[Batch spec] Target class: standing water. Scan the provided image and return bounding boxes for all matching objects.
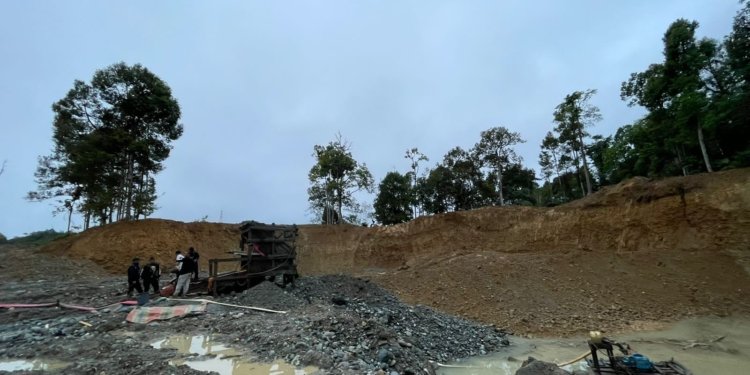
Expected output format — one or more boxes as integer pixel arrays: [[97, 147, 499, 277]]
[[151, 334, 317, 375], [437, 315, 750, 375]]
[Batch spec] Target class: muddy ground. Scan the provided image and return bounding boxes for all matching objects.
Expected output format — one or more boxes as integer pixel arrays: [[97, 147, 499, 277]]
[[0, 244, 508, 375]]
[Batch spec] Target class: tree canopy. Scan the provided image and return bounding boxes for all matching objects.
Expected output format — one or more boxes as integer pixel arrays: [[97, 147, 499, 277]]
[[473, 126, 525, 206], [373, 171, 413, 225], [308, 134, 374, 224], [28, 62, 182, 229]]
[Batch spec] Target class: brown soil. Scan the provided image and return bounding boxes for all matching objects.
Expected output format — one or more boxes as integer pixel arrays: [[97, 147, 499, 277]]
[[42, 168, 750, 336], [41, 219, 240, 274]]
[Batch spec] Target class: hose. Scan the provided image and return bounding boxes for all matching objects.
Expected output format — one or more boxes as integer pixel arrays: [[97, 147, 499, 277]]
[[556, 351, 592, 367]]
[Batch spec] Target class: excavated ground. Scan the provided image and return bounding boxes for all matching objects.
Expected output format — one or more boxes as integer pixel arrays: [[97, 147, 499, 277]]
[[31, 167, 750, 340], [0, 244, 506, 374], [0, 169, 750, 373]]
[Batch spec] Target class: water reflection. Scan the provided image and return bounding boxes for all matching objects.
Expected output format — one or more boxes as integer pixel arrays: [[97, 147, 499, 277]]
[[0, 359, 69, 372], [151, 334, 317, 375]]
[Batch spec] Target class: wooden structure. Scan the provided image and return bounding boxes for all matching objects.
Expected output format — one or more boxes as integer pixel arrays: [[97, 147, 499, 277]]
[[206, 221, 298, 295]]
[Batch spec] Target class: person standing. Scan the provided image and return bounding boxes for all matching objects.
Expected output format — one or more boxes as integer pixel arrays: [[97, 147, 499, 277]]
[[188, 247, 200, 281], [127, 258, 143, 297], [174, 252, 194, 297], [141, 257, 161, 294]]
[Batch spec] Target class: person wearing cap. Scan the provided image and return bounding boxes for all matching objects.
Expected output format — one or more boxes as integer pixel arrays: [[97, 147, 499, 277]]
[[127, 257, 143, 297], [174, 251, 194, 297]]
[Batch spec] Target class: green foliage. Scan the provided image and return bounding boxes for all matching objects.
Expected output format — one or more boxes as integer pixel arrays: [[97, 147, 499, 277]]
[[374, 171, 413, 225], [308, 134, 374, 224], [501, 164, 537, 205], [28, 62, 182, 227], [404, 148, 429, 217], [6, 230, 68, 246], [620, 19, 728, 175], [721, 1, 750, 168], [416, 127, 534, 214], [473, 126, 525, 206], [565, 3, 750, 188], [553, 89, 600, 196], [536, 90, 601, 205], [416, 165, 454, 214]]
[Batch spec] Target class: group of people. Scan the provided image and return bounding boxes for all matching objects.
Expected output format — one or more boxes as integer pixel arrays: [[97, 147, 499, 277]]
[[126, 247, 200, 298], [126, 257, 162, 297]]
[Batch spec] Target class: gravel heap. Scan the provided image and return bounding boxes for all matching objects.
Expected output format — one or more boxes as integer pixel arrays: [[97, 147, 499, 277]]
[[216, 275, 509, 374], [233, 281, 303, 311], [0, 267, 509, 375]]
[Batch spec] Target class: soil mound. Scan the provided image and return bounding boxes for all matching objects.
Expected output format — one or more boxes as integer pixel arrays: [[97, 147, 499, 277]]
[[42, 219, 239, 274]]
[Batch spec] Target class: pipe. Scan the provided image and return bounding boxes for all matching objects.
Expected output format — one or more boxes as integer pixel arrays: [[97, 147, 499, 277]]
[[557, 351, 592, 367], [167, 297, 286, 314]]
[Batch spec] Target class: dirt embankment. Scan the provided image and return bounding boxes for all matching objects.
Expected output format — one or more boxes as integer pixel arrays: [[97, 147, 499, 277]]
[[43, 219, 240, 274], [43, 168, 750, 335], [296, 168, 750, 335]]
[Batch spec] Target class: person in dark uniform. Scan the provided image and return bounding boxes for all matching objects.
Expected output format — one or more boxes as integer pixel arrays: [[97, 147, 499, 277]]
[[141, 257, 161, 293], [188, 247, 200, 281], [127, 258, 143, 297]]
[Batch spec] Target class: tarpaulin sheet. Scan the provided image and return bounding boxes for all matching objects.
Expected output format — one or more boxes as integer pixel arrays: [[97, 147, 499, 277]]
[[126, 303, 206, 323]]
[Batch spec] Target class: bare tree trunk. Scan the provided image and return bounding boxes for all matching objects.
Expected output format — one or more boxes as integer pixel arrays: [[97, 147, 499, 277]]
[[551, 150, 563, 193], [697, 125, 713, 173], [84, 212, 90, 230], [497, 164, 505, 206], [675, 147, 688, 176], [578, 133, 593, 195], [572, 151, 585, 197], [336, 183, 343, 224], [124, 154, 134, 220], [67, 206, 73, 233], [117, 163, 127, 221]]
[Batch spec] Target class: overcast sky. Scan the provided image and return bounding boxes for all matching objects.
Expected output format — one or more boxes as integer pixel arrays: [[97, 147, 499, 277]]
[[0, 1, 741, 238]]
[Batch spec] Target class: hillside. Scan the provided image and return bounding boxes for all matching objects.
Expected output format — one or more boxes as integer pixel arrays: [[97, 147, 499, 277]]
[[43, 168, 750, 335]]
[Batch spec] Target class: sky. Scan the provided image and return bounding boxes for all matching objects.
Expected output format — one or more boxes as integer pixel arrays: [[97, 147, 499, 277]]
[[0, 1, 742, 238]]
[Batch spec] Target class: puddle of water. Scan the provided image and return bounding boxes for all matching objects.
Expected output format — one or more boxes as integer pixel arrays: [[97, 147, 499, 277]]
[[0, 359, 69, 372], [438, 315, 750, 375], [151, 335, 317, 375]]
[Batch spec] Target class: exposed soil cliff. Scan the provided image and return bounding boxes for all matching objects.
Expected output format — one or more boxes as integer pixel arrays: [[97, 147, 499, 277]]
[[43, 168, 750, 335]]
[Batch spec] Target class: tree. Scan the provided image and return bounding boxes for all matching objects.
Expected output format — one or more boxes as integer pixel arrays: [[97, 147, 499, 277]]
[[502, 163, 537, 205], [553, 90, 600, 196], [442, 147, 490, 210], [727, 1, 750, 79], [28, 62, 182, 227], [473, 126, 525, 206], [404, 148, 428, 217], [586, 135, 612, 186], [308, 134, 374, 224], [374, 171, 413, 225], [539, 132, 564, 194], [622, 20, 720, 175], [0, 232, 6, 244], [722, 0, 750, 167], [416, 165, 453, 214]]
